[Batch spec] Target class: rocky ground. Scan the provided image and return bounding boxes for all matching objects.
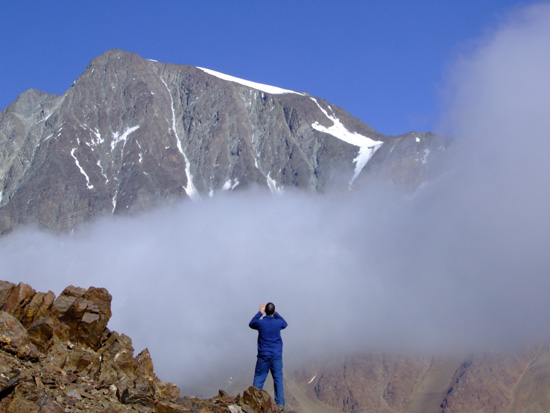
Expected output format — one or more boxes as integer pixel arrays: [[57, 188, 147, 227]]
[[0, 280, 284, 412]]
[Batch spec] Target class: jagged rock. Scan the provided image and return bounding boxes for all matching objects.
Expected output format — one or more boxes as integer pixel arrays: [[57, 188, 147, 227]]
[[63, 342, 101, 374], [49, 285, 112, 351], [120, 375, 156, 406], [156, 381, 182, 403], [0, 311, 40, 360], [0, 282, 15, 307], [241, 386, 277, 412], [135, 348, 156, 378], [181, 388, 269, 412], [0, 374, 20, 400], [0, 280, 279, 412], [27, 316, 54, 352], [98, 331, 139, 384], [0, 282, 35, 321], [154, 401, 192, 412], [20, 290, 55, 328]]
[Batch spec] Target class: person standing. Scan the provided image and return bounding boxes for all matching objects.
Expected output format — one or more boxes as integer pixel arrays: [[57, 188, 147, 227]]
[[249, 302, 288, 409]]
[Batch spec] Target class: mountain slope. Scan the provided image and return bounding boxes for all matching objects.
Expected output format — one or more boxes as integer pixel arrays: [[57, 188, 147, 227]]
[[0, 49, 449, 234], [289, 350, 550, 412]]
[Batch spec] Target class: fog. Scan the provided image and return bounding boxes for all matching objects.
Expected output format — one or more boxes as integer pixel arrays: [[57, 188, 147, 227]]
[[1, 3, 550, 394]]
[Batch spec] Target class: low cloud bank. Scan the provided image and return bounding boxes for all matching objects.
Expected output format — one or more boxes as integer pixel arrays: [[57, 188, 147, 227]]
[[1, 3, 550, 394]]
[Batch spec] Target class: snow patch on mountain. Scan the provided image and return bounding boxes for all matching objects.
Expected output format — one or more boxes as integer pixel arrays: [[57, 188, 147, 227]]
[[111, 126, 139, 151], [112, 192, 118, 213], [161, 78, 200, 201], [90, 127, 104, 146], [310, 98, 383, 186], [222, 179, 239, 191], [97, 160, 108, 183], [71, 148, 93, 189], [266, 173, 284, 194], [197, 67, 303, 96], [422, 148, 430, 165]]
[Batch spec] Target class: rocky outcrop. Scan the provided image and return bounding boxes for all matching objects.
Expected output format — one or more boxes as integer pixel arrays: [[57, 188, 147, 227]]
[[0, 281, 282, 412]]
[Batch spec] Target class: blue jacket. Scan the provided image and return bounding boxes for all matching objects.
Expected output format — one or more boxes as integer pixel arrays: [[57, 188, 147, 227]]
[[249, 312, 288, 357]]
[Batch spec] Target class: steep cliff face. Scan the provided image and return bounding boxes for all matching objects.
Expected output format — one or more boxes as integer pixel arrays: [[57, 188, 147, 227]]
[[0, 49, 450, 234]]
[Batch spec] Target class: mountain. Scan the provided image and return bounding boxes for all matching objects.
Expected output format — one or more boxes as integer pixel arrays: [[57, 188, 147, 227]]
[[291, 349, 550, 412], [0, 49, 450, 234]]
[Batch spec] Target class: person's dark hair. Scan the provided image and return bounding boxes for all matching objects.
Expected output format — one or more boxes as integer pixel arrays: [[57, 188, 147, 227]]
[[265, 302, 275, 316]]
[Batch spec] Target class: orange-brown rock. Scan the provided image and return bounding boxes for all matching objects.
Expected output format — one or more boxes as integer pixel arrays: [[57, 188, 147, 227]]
[[241, 385, 278, 411], [0, 311, 40, 360], [0, 282, 35, 321], [27, 316, 54, 352], [0, 282, 15, 306], [49, 285, 112, 350], [19, 290, 55, 328]]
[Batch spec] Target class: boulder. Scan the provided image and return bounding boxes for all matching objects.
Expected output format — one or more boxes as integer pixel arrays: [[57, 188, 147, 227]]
[[0, 282, 35, 320], [19, 290, 55, 328], [27, 316, 54, 352], [50, 285, 112, 350], [241, 386, 277, 412], [0, 311, 40, 360], [0, 281, 16, 306]]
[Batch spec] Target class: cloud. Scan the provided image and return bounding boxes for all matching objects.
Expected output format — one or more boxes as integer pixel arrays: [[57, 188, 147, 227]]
[[1, 2, 550, 396]]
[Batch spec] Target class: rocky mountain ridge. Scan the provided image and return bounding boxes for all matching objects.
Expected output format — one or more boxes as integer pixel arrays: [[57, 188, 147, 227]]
[[0, 49, 450, 234]]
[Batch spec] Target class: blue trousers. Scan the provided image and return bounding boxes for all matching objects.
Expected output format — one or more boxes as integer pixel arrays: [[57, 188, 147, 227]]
[[253, 354, 285, 406]]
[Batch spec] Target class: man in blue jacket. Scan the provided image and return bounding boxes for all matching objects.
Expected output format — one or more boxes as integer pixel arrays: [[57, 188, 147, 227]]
[[249, 302, 288, 409]]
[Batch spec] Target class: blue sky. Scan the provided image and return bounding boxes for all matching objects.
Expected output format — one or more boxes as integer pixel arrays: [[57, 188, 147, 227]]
[[0, 0, 539, 135]]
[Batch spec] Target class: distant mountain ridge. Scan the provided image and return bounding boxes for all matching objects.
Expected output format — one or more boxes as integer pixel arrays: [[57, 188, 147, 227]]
[[0, 49, 450, 234]]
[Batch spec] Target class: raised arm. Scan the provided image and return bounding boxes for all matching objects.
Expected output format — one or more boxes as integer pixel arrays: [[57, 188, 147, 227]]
[[274, 312, 288, 329], [249, 304, 265, 329]]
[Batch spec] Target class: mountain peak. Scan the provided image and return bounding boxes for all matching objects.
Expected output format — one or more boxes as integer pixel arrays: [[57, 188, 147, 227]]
[[0, 50, 450, 234], [92, 48, 139, 62]]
